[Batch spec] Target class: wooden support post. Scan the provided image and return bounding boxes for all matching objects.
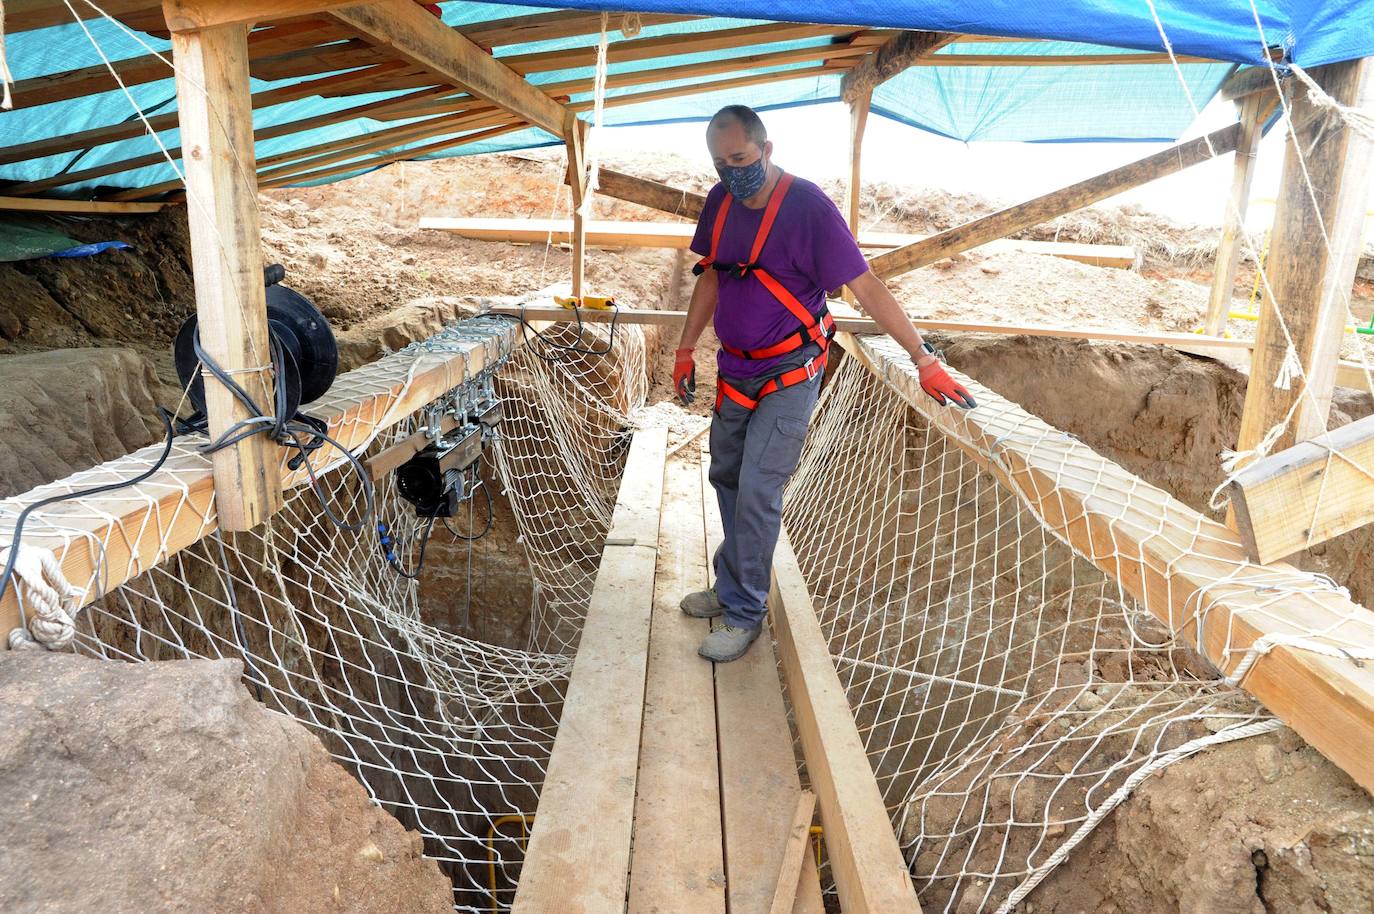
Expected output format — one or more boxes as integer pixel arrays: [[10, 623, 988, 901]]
[[839, 30, 955, 103], [770, 530, 923, 913], [868, 122, 1244, 280], [1204, 93, 1270, 336], [1229, 412, 1374, 563], [1236, 59, 1374, 461], [168, 17, 282, 531], [563, 111, 590, 300], [846, 89, 872, 238], [594, 167, 705, 220]]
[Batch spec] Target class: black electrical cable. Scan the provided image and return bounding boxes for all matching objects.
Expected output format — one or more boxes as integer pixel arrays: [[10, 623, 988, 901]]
[[442, 472, 495, 542], [513, 303, 621, 363], [0, 408, 176, 629], [383, 516, 437, 580]]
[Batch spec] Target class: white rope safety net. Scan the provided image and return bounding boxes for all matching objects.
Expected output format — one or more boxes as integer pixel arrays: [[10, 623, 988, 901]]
[[2, 312, 651, 912]]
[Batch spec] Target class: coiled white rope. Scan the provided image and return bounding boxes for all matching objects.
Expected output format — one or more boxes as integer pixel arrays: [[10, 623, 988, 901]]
[[3, 544, 82, 651], [1290, 62, 1374, 143]]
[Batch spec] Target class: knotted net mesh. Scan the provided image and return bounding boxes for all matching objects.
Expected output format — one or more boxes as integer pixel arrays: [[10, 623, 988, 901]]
[[8, 315, 1373, 913]]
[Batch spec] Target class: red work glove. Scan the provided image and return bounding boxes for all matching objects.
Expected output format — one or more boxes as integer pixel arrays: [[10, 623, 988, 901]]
[[674, 347, 697, 405], [917, 356, 977, 409]]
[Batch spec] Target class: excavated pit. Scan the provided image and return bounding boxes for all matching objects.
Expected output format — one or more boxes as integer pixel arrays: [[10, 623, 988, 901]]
[[3, 152, 1374, 912]]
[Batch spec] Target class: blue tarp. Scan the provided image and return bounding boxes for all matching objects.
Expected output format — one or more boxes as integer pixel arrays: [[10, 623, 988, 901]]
[[1, 1, 1369, 194]]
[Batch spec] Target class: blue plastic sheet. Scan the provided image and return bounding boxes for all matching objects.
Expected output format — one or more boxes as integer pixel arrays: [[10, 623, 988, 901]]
[[2, 1, 1367, 193]]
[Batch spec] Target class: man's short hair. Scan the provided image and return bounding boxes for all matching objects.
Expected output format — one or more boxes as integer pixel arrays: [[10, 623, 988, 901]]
[[709, 105, 768, 147]]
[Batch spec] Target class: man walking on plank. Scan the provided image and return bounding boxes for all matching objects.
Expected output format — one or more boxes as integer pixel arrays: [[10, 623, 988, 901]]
[[675, 104, 976, 663]]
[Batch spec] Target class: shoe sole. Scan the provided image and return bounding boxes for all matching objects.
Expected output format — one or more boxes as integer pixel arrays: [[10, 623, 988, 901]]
[[697, 628, 762, 663]]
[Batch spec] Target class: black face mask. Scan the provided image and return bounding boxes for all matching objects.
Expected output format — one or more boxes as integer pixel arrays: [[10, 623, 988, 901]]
[[716, 155, 769, 200]]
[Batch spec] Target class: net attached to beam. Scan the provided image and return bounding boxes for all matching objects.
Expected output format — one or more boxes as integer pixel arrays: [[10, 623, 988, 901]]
[[780, 340, 1373, 913], [17, 312, 651, 913]]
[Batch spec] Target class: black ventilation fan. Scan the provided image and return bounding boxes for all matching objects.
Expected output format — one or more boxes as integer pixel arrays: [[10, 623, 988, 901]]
[[174, 264, 338, 423]]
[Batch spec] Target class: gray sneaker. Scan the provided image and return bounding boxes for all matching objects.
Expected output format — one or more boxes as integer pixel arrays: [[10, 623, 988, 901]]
[[698, 623, 762, 663], [679, 589, 724, 619]]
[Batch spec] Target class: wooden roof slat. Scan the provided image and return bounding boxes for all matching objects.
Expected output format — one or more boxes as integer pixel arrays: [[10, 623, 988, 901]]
[[8, 84, 452, 196], [461, 10, 700, 49], [500, 21, 860, 75], [5, 0, 155, 33], [8, 19, 341, 109], [0, 61, 410, 167]]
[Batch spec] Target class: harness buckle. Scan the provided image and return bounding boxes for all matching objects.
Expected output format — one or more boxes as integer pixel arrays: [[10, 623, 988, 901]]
[[804, 356, 820, 381]]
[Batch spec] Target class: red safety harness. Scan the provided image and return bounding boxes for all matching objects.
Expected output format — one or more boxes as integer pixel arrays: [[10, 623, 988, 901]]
[[693, 172, 834, 412]]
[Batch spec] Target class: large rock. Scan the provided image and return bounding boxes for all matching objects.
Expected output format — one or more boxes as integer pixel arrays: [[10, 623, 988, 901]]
[[0, 653, 453, 914], [0, 348, 168, 497]]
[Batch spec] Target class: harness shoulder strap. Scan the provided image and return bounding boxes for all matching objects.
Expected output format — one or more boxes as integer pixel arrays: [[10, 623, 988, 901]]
[[696, 188, 732, 271], [747, 171, 794, 265]]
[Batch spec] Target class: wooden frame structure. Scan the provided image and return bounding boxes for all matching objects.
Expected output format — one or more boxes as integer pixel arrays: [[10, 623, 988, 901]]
[[6, 7, 1374, 906]]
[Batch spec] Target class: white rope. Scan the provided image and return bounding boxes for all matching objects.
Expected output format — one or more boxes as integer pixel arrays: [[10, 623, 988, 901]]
[[1290, 62, 1374, 143], [575, 11, 610, 220], [993, 718, 1284, 914], [0, 0, 14, 110], [3, 544, 82, 651]]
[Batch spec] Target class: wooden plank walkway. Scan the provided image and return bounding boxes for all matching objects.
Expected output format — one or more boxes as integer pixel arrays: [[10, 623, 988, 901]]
[[514, 435, 915, 913]]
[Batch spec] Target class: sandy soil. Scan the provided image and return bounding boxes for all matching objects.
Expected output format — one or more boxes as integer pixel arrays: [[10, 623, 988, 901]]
[[4, 149, 1374, 912]]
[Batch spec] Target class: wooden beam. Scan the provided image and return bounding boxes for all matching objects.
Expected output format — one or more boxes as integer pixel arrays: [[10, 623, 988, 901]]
[[1228, 413, 1374, 564], [5, 0, 153, 33], [424, 217, 1138, 268], [563, 111, 589, 299], [626, 455, 726, 914], [0, 318, 517, 645], [7, 19, 333, 109], [768, 791, 818, 914], [161, 0, 356, 31], [1222, 65, 1283, 101], [462, 10, 698, 49], [169, 18, 281, 532], [500, 21, 855, 76], [511, 429, 667, 913], [257, 120, 523, 190], [480, 302, 1252, 359], [846, 89, 872, 237], [0, 61, 409, 167], [770, 531, 922, 913], [0, 196, 165, 214], [1204, 93, 1271, 336], [838, 330, 1374, 796], [349, 39, 878, 118], [1236, 59, 1374, 458], [867, 122, 1244, 280], [840, 30, 954, 103], [914, 52, 1214, 67], [330, 0, 568, 136], [701, 447, 811, 914], [595, 167, 705, 220], [9, 84, 454, 196]]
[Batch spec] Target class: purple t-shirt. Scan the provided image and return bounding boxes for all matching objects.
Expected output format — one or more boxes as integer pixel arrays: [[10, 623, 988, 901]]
[[690, 175, 869, 379]]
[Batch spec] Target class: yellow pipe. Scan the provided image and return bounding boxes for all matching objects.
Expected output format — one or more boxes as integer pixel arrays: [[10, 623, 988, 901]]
[[487, 814, 533, 914]]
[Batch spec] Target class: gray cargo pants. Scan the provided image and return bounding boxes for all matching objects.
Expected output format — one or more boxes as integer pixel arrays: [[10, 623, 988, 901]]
[[708, 343, 823, 629]]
